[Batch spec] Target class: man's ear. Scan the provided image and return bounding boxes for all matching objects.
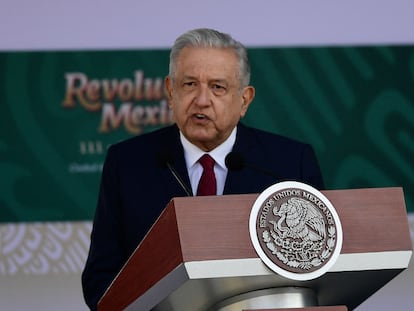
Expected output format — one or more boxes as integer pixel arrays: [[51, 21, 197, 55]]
[[165, 76, 174, 108], [240, 86, 255, 117]]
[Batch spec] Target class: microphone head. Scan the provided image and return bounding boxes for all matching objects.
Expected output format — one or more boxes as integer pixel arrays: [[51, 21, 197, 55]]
[[225, 152, 245, 171], [157, 149, 174, 168]]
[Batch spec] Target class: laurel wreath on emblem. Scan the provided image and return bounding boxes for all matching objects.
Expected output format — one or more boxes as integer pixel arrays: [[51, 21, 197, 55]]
[[262, 197, 337, 271]]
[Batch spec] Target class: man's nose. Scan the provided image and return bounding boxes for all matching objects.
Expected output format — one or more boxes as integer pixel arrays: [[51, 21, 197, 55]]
[[194, 85, 211, 106]]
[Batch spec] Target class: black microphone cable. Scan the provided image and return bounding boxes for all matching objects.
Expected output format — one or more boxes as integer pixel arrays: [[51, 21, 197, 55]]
[[157, 150, 192, 196]]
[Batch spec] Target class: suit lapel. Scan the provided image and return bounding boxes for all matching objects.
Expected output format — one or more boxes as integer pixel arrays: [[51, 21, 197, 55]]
[[160, 125, 193, 196], [224, 123, 257, 194]]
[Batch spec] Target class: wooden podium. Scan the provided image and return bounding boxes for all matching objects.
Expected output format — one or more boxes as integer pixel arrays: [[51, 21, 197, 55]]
[[98, 187, 412, 311]]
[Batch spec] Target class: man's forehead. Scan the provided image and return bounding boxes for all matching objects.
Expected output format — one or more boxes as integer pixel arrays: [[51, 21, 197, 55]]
[[176, 51, 238, 76]]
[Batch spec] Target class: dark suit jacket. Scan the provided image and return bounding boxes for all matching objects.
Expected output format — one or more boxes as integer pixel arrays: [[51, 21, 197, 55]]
[[81, 123, 324, 310]]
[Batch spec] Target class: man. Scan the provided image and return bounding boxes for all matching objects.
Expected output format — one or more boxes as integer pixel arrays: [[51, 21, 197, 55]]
[[82, 28, 324, 310]]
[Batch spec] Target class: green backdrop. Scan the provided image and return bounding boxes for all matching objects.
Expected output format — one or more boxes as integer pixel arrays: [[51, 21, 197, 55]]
[[0, 45, 412, 222]]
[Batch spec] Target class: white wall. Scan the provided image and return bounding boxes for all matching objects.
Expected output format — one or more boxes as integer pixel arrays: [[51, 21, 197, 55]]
[[1, 0, 414, 51]]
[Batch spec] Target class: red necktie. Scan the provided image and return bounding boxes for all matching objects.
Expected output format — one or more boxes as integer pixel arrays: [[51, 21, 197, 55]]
[[196, 154, 217, 196]]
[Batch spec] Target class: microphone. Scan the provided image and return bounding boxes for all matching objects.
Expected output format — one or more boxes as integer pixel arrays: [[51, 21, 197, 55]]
[[225, 152, 245, 171], [157, 150, 192, 196], [225, 151, 282, 181]]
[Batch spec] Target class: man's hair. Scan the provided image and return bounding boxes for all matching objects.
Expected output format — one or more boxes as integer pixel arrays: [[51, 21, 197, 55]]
[[169, 28, 251, 87]]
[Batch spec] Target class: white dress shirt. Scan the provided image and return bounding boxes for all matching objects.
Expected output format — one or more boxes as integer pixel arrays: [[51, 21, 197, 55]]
[[180, 127, 237, 196]]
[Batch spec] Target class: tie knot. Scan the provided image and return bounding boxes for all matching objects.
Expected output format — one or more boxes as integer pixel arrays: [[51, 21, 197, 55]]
[[199, 154, 215, 170]]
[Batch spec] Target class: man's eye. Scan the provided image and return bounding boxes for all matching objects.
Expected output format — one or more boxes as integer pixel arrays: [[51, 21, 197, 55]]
[[183, 82, 196, 88], [212, 84, 226, 94]]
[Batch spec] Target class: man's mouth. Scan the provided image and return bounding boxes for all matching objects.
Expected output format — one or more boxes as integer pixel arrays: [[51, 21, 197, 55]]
[[194, 113, 208, 120]]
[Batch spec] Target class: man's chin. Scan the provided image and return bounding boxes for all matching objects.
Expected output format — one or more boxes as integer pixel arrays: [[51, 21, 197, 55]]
[[185, 132, 219, 150]]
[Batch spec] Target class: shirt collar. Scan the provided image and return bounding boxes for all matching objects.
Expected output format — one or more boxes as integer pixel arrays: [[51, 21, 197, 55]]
[[180, 127, 237, 170]]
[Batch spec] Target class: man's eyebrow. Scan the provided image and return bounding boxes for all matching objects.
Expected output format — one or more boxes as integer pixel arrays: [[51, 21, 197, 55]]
[[181, 75, 197, 80], [209, 78, 229, 84], [179, 76, 230, 85]]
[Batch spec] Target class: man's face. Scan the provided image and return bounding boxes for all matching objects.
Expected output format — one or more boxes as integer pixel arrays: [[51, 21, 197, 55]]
[[166, 47, 255, 151]]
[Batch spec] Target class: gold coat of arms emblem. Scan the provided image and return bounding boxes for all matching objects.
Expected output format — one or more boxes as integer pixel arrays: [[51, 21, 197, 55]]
[[249, 181, 343, 281]]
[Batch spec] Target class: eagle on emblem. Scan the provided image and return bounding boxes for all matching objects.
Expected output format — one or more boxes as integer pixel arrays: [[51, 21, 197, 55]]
[[269, 197, 326, 242]]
